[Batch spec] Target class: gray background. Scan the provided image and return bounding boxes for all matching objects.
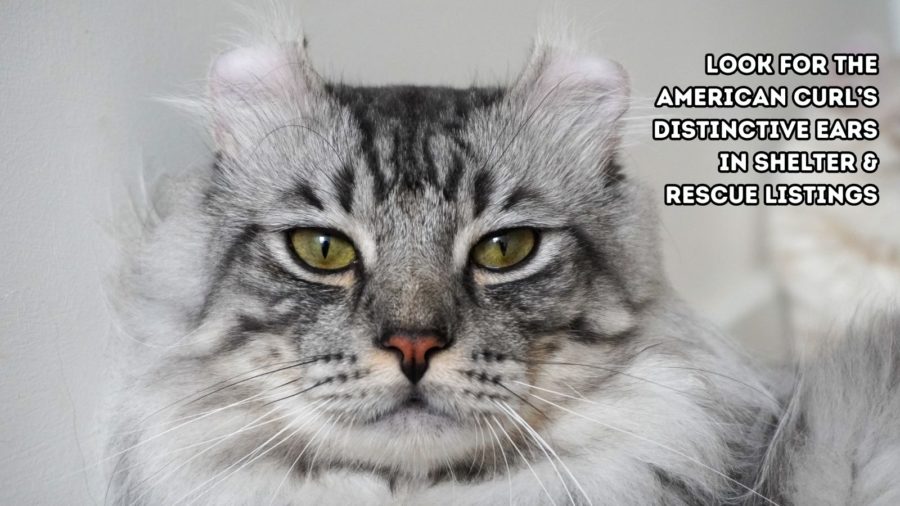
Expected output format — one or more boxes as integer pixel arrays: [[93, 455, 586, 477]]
[[1, 1, 894, 503]]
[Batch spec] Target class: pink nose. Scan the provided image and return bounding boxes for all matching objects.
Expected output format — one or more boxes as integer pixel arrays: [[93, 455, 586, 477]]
[[381, 333, 447, 384]]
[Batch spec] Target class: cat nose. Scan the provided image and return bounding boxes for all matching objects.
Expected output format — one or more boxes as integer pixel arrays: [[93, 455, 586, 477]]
[[380, 331, 448, 384]]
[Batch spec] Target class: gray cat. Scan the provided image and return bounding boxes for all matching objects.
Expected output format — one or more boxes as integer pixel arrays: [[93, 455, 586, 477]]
[[107, 25, 900, 505]]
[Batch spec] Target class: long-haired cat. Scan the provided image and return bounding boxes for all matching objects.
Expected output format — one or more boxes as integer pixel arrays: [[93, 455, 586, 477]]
[[107, 22, 900, 505]]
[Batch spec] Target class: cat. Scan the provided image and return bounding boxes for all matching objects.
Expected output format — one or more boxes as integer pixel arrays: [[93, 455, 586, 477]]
[[106, 22, 900, 505]]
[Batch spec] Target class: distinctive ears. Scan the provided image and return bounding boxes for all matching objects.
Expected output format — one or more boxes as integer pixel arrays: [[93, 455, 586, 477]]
[[207, 41, 319, 157], [519, 48, 628, 115], [509, 39, 630, 168]]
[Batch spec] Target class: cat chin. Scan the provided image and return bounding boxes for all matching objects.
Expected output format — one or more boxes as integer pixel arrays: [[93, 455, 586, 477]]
[[319, 409, 479, 472], [346, 402, 471, 447], [362, 398, 456, 429]]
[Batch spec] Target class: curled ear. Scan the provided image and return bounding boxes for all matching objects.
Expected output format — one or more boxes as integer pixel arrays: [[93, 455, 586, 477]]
[[512, 39, 661, 304], [521, 49, 629, 117], [207, 40, 320, 157], [509, 38, 630, 171]]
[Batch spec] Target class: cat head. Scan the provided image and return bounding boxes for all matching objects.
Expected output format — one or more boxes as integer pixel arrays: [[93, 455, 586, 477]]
[[119, 28, 665, 477]]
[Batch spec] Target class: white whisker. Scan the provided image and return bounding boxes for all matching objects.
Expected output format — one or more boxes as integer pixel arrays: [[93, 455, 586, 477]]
[[122, 403, 293, 498], [71, 385, 285, 484], [489, 415, 557, 506], [498, 401, 592, 506], [134, 397, 332, 501], [268, 410, 340, 505], [497, 403, 575, 505], [484, 415, 513, 506], [176, 399, 333, 505], [518, 386, 779, 506]]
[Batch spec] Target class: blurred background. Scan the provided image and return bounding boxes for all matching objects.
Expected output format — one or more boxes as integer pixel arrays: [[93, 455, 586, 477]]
[[1, 1, 898, 503]]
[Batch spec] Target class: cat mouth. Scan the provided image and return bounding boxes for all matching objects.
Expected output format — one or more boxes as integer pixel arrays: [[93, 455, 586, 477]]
[[402, 391, 428, 408], [364, 391, 454, 426]]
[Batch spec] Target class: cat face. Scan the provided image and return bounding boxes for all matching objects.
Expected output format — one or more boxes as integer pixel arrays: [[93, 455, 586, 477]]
[[127, 39, 664, 477]]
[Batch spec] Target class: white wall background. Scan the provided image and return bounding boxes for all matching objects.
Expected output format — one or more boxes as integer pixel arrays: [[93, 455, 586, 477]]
[[0, 1, 892, 503]]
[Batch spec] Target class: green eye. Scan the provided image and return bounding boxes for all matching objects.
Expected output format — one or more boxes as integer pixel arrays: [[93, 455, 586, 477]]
[[289, 229, 357, 272], [471, 228, 537, 271]]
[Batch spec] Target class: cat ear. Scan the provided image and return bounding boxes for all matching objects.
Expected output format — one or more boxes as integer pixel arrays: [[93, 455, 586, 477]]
[[207, 41, 317, 157], [523, 49, 628, 115], [510, 40, 630, 166]]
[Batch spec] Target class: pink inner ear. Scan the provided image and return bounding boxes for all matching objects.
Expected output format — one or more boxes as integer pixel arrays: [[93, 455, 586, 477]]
[[209, 46, 297, 97], [540, 54, 628, 96], [208, 45, 304, 154]]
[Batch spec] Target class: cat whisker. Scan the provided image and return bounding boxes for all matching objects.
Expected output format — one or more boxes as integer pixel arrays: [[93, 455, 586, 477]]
[[500, 375, 746, 429], [267, 423, 306, 505], [176, 355, 333, 408], [515, 382, 780, 506], [178, 400, 335, 505], [526, 359, 780, 406], [489, 414, 557, 506], [491, 378, 551, 421], [96, 386, 279, 483], [437, 429, 458, 493], [127, 354, 336, 431], [476, 415, 489, 477], [262, 376, 337, 406], [269, 409, 341, 505], [114, 403, 292, 486], [495, 401, 580, 506], [305, 412, 343, 481], [558, 380, 588, 400], [483, 415, 513, 506], [99, 373, 322, 502], [468, 414, 485, 476], [127, 402, 300, 504], [497, 400, 591, 506], [106, 372, 310, 459], [113, 374, 298, 441]]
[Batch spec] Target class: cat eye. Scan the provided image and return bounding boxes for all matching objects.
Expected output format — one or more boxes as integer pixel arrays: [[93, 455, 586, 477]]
[[289, 228, 357, 272], [470, 228, 537, 271]]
